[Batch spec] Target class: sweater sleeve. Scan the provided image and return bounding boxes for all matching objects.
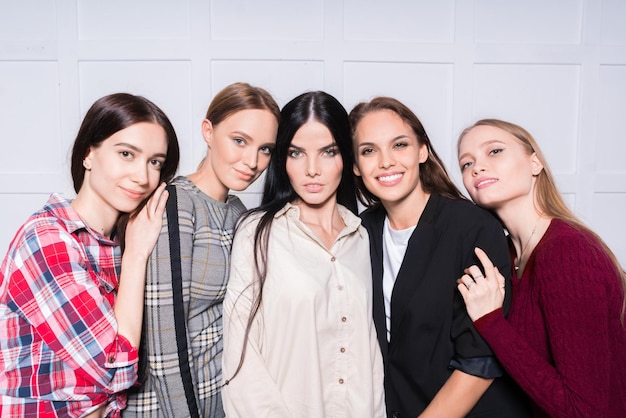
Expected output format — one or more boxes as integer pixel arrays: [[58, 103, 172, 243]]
[[474, 231, 614, 417], [221, 218, 292, 418]]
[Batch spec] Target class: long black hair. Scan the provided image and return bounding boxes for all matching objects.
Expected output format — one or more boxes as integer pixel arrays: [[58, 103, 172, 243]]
[[226, 91, 356, 382]]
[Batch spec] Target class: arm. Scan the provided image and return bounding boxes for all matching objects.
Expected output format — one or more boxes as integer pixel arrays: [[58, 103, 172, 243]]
[[465, 237, 615, 417], [114, 183, 169, 347], [419, 370, 493, 418], [425, 211, 507, 415], [221, 219, 291, 418], [7, 186, 167, 395]]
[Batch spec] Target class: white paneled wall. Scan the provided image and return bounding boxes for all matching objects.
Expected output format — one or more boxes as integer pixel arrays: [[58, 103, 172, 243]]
[[0, 0, 624, 264]]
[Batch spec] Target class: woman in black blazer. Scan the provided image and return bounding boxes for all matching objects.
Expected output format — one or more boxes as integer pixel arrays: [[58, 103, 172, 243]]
[[349, 97, 531, 418]]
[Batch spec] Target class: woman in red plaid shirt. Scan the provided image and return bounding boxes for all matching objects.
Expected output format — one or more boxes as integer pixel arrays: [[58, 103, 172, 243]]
[[0, 93, 179, 417]]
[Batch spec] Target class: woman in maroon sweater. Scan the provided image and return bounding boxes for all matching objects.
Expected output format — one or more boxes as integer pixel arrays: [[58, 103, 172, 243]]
[[455, 119, 626, 417]]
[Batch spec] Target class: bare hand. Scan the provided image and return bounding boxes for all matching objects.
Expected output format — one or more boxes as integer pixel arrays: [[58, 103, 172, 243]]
[[456, 247, 505, 321], [124, 183, 169, 259]]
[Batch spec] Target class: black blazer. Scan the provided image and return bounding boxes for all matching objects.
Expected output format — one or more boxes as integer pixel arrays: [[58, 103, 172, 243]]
[[361, 194, 531, 418]]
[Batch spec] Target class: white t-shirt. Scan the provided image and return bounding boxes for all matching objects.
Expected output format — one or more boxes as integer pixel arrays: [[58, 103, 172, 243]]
[[382, 216, 416, 342]]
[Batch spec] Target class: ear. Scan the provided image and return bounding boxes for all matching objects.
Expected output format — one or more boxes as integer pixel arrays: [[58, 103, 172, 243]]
[[83, 148, 94, 170], [201, 119, 214, 147], [530, 152, 544, 176], [418, 142, 429, 164], [353, 162, 361, 177]]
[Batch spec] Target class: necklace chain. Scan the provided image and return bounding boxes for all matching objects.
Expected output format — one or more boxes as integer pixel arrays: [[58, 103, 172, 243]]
[[514, 216, 542, 271]]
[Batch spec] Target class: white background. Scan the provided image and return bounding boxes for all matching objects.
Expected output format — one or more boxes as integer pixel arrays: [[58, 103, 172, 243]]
[[0, 0, 625, 264]]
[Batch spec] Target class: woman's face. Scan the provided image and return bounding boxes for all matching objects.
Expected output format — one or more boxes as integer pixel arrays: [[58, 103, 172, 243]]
[[286, 120, 343, 210], [458, 124, 542, 210], [353, 109, 428, 207], [203, 108, 278, 199], [81, 121, 168, 215]]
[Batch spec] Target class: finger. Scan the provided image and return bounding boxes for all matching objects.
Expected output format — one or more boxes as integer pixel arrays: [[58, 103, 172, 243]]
[[147, 183, 168, 215], [474, 247, 496, 278], [456, 280, 470, 298], [457, 274, 475, 290], [464, 265, 486, 282], [154, 189, 169, 215], [495, 266, 505, 289]]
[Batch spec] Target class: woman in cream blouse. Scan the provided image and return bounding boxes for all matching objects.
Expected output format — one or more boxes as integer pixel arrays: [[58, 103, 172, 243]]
[[222, 91, 385, 417]]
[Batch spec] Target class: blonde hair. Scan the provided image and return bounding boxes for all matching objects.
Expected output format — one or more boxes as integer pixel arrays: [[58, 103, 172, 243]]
[[459, 119, 626, 322]]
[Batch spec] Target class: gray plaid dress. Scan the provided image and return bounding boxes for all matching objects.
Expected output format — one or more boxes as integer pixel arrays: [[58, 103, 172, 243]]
[[123, 176, 245, 417]]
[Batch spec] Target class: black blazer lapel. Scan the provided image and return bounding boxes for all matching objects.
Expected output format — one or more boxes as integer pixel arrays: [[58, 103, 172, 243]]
[[363, 206, 389, 361], [389, 194, 442, 342]]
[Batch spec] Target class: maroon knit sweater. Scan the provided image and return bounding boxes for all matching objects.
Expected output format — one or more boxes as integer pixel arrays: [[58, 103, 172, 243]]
[[474, 219, 626, 417]]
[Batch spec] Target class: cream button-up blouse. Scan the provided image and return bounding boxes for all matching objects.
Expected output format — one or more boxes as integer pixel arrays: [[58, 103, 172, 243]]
[[222, 203, 385, 418]]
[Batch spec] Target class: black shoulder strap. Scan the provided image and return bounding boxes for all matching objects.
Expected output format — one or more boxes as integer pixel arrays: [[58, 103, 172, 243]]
[[166, 184, 200, 418]]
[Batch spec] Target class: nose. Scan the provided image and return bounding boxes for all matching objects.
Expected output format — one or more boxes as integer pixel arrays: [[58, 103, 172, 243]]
[[471, 159, 485, 176], [132, 162, 149, 186], [306, 156, 320, 177], [243, 148, 258, 170], [378, 149, 395, 169]]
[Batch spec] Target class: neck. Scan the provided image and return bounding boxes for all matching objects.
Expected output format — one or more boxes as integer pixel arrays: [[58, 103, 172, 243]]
[[71, 192, 118, 238], [188, 164, 228, 202], [383, 190, 430, 230], [295, 198, 345, 249]]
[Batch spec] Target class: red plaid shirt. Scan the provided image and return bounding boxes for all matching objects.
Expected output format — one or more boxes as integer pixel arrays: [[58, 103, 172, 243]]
[[0, 194, 139, 417]]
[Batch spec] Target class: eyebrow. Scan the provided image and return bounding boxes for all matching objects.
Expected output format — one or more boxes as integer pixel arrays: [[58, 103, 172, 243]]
[[458, 139, 504, 161], [114, 142, 167, 159], [289, 142, 337, 152], [357, 135, 410, 148]]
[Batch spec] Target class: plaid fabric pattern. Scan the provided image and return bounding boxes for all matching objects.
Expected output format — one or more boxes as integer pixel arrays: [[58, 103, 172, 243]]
[[0, 193, 138, 417], [124, 176, 245, 417]]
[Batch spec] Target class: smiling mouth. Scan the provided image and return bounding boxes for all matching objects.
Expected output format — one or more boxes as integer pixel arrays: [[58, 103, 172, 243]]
[[475, 178, 498, 189], [235, 169, 255, 181], [377, 173, 402, 183], [121, 187, 145, 199]]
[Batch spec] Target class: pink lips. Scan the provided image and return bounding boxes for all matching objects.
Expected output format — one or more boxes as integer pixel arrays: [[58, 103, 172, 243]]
[[120, 187, 145, 200], [235, 168, 255, 182], [376, 172, 403, 186], [304, 183, 323, 193], [474, 177, 498, 189]]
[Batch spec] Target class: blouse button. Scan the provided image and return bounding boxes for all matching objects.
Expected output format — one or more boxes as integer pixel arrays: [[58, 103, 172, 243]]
[[337, 285, 343, 290], [341, 317, 347, 322], [338, 378, 344, 384], [340, 347, 346, 353], [108, 356, 115, 363], [330, 256, 336, 262]]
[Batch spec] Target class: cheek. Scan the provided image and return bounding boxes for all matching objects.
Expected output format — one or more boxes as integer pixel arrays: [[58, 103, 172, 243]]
[[257, 154, 272, 171]]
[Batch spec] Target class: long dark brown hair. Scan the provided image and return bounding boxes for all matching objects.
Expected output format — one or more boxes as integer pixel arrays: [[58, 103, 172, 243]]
[[349, 96, 465, 207], [70, 93, 180, 246]]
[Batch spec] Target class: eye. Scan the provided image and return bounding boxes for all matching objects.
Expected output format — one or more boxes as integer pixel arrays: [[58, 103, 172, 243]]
[[489, 148, 503, 156], [150, 159, 164, 169], [323, 147, 339, 157], [288, 149, 302, 158], [233, 137, 245, 146], [460, 161, 473, 171], [360, 147, 374, 156], [393, 141, 408, 149], [260, 146, 273, 155], [120, 150, 133, 159]]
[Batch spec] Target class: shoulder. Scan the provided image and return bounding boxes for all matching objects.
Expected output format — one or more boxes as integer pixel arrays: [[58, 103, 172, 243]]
[[431, 195, 502, 232], [359, 204, 385, 229], [535, 219, 614, 273]]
